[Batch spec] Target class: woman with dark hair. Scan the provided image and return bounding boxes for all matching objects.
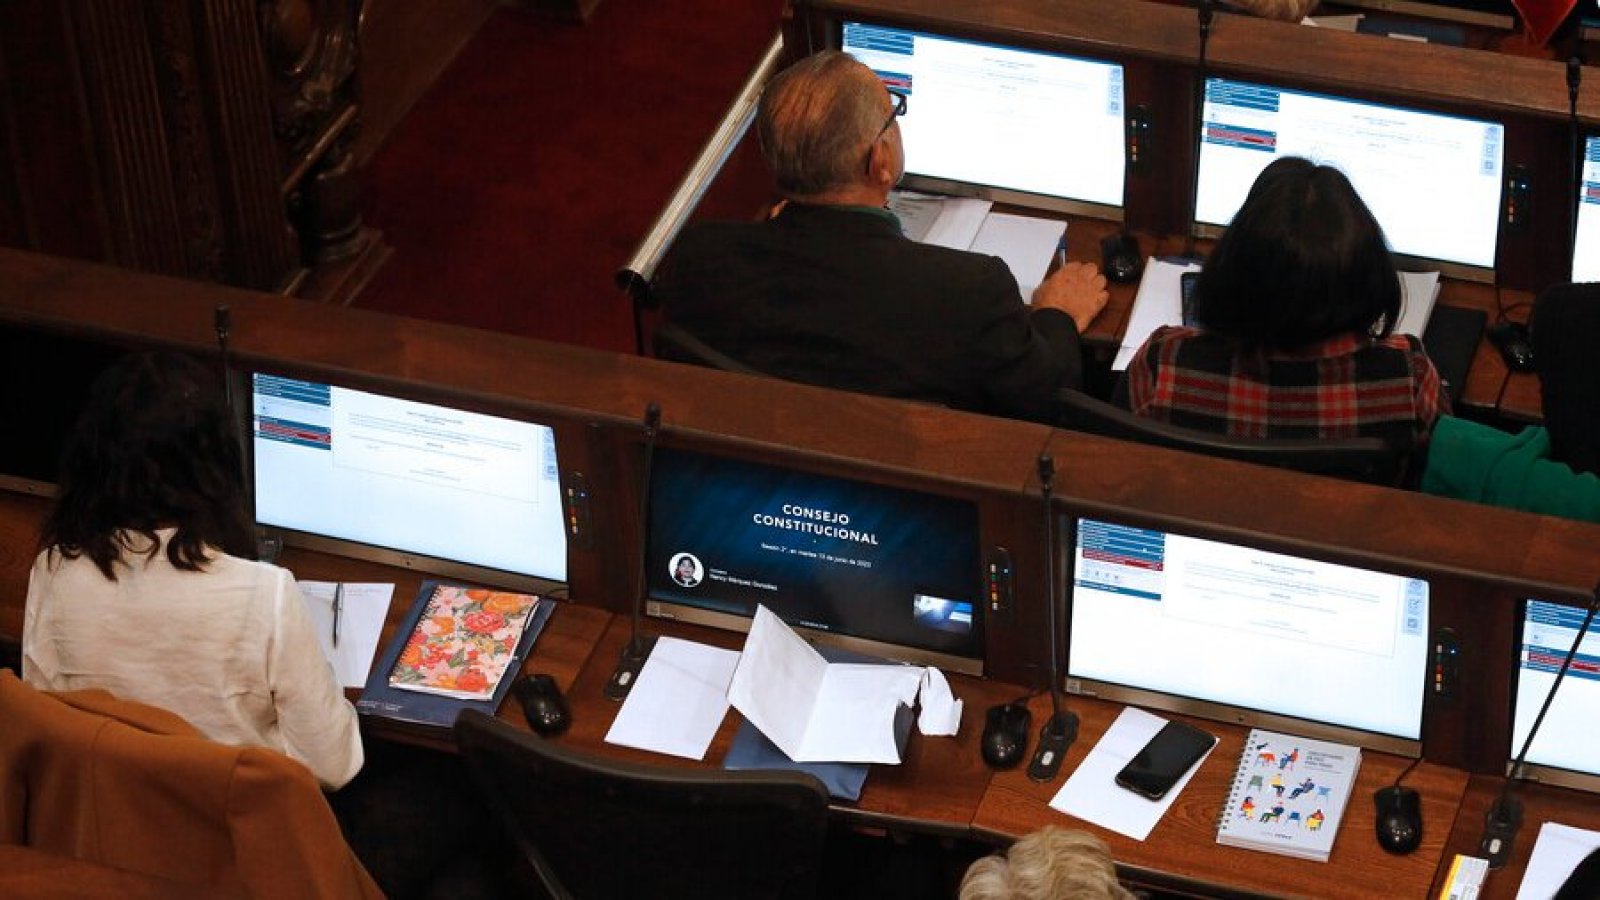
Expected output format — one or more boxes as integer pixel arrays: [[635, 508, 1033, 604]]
[[1126, 156, 1448, 443], [1421, 283, 1600, 521], [22, 351, 362, 789]]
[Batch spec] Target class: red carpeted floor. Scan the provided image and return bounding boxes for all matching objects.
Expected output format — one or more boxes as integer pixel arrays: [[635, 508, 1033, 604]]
[[355, 0, 785, 354]]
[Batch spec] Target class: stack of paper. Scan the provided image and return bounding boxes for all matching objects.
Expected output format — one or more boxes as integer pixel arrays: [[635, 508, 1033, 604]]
[[889, 191, 1065, 299]]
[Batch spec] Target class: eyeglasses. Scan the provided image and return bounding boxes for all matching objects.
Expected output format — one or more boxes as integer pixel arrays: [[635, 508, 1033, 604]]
[[863, 89, 908, 175]]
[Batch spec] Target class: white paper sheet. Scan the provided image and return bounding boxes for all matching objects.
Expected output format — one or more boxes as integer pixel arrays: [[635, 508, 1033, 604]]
[[917, 666, 963, 736], [1396, 271, 1441, 338], [604, 637, 740, 760], [1114, 258, 1200, 371], [1516, 822, 1600, 900], [727, 606, 923, 764], [887, 191, 991, 249], [1049, 706, 1215, 841], [970, 213, 1067, 301], [298, 582, 394, 688]]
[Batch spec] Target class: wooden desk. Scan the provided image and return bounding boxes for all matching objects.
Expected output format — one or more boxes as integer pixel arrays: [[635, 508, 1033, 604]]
[[973, 694, 1470, 898], [1436, 774, 1600, 899]]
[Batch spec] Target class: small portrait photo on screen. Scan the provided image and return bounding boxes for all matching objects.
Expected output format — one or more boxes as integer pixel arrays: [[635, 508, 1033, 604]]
[[914, 593, 974, 635], [670, 552, 703, 588]]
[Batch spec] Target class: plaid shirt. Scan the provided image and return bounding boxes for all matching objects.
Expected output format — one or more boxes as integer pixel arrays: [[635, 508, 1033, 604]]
[[1126, 326, 1449, 442]]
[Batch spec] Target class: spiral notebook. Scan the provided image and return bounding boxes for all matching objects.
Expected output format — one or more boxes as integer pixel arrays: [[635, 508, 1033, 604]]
[[1216, 729, 1362, 862]]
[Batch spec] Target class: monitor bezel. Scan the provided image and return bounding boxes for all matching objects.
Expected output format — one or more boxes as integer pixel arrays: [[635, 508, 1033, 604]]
[[1194, 75, 1504, 282], [1506, 597, 1600, 794], [1063, 514, 1429, 757], [837, 19, 1128, 222], [246, 368, 573, 595], [642, 444, 988, 676]]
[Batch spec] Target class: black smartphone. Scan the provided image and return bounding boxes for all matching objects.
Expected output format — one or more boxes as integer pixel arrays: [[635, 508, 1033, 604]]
[[1179, 272, 1200, 328], [1115, 720, 1217, 800]]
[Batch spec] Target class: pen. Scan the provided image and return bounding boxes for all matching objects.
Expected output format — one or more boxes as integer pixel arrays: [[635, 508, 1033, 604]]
[[332, 583, 343, 649], [1055, 235, 1069, 269]]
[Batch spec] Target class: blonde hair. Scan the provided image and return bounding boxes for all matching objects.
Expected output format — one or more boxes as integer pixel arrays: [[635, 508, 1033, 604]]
[[960, 828, 1136, 900]]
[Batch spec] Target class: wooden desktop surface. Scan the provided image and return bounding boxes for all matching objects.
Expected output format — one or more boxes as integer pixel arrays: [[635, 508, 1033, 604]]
[[973, 693, 1469, 899], [1436, 774, 1600, 899]]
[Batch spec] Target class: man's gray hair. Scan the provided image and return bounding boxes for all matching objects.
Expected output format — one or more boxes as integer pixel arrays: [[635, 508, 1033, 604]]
[[756, 51, 885, 197]]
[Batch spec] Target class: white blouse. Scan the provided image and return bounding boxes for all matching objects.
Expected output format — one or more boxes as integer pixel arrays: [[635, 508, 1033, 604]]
[[23, 532, 363, 789]]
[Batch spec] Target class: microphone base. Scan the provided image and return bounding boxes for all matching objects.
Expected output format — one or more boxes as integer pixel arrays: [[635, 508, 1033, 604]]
[[603, 633, 659, 701], [1026, 710, 1080, 783], [1478, 795, 1524, 869]]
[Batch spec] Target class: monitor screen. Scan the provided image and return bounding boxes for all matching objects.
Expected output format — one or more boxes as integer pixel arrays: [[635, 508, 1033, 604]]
[[1512, 600, 1600, 786], [1067, 518, 1431, 749], [1571, 137, 1600, 282], [841, 22, 1126, 211], [645, 447, 984, 672], [252, 374, 568, 584], [1196, 78, 1504, 270]]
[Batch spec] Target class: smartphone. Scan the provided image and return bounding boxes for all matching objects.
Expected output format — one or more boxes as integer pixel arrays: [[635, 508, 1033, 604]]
[[1115, 720, 1217, 800], [1179, 272, 1200, 328]]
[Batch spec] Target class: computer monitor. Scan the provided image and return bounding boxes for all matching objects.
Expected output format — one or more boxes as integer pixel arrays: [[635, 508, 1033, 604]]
[[1067, 518, 1432, 754], [644, 446, 985, 673], [841, 21, 1126, 217], [1570, 136, 1600, 282], [1510, 599, 1600, 791], [1196, 77, 1505, 275], [251, 374, 568, 589]]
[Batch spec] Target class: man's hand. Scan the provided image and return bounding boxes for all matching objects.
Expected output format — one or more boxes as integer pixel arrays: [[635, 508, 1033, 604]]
[[1032, 261, 1108, 334]]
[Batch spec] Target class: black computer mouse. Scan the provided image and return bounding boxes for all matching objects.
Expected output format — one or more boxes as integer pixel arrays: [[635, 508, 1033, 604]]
[[980, 702, 1032, 770], [1374, 785, 1423, 855], [1100, 232, 1144, 284], [1487, 320, 1536, 372], [515, 673, 571, 736]]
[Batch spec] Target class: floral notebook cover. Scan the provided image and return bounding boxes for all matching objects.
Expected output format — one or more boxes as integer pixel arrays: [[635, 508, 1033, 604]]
[[388, 585, 541, 701]]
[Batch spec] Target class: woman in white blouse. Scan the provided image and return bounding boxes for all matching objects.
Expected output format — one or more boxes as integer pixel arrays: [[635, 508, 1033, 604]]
[[23, 351, 362, 789]]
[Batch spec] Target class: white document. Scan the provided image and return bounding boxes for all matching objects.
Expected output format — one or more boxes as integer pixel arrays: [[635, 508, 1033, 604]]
[[604, 637, 740, 761], [917, 666, 963, 736], [970, 213, 1067, 301], [1395, 271, 1441, 338], [298, 581, 394, 688], [1515, 822, 1600, 900], [1114, 258, 1200, 371], [728, 606, 924, 764], [887, 191, 991, 249], [1050, 706, 1215, 841]]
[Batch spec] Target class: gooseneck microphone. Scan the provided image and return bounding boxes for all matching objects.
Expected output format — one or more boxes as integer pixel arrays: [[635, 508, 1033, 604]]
[[605, 402, 664, 701], [214, 305, 233, 413], [1026, 453, 1078, 782], [1568, 56, 1583, 266], [1183, 0, 1217, 261], [1478, 583, 1599, 868]]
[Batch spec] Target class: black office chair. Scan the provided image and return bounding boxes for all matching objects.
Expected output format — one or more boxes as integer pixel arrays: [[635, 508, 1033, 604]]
[[1056, 389, 1413, 486], [453, 710, 831, 900], [651, 320, 765, 375]]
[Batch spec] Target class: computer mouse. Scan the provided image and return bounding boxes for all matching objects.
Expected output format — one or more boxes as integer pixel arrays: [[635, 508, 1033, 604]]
[[980, 702, 1032, 770], [515, 673, 571, 736], [1487, 320, 1536, 372], [1100, 232, 1143, 284], [1374, 785, 1423, 855]]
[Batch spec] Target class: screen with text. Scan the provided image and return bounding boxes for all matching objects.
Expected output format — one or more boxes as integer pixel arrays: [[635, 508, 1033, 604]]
[[1069, 519, 1430, 739], [252, 375, 567, 582], [647, 447, 982, 661], [1196, 78, 1504, 269], [1514, 600, 1600, 777], [842, 22, 1126, 208], [1571, 137, 1600, 282]]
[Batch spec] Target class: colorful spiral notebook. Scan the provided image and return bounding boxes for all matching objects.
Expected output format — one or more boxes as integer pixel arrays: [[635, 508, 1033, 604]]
[[358, 580, 553, 729], [1215, 728, 1362, 862]]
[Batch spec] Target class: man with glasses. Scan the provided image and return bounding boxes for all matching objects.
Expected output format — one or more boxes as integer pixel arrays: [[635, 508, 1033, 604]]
[[653, 51, 1108, 424]]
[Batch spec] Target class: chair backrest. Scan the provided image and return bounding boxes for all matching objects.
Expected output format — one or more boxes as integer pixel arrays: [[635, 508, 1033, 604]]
[[1057, 389, 1412, 486], [652, 320, 765, 376], [453, 709, 830, 900]]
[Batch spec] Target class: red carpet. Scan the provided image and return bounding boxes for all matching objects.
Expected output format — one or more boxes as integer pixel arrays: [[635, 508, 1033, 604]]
[[357, 0, 785, 353]]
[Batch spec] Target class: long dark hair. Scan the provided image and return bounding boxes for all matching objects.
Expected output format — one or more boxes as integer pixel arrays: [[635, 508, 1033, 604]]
[[1533, 282, 1600, 477], [40, 350, 254, 578], [1195, 156, 1401, 350]]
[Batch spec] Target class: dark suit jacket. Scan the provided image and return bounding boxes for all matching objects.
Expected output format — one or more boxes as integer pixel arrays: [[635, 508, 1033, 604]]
[[652, 203, 1084, 423]]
